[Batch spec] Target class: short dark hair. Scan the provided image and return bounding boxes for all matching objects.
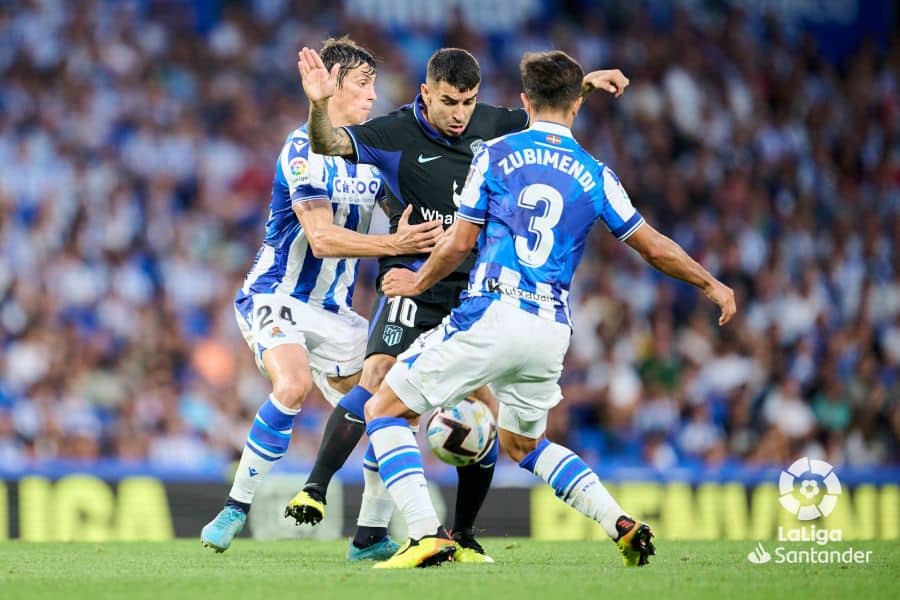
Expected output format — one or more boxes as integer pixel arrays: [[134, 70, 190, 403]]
[[520, 51, 584, 111], [426, 48, 480, 91], [320, 36, 377, 87]]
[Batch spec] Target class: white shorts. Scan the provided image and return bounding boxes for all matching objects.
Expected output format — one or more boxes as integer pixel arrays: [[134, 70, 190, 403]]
[[385, 298, 571, 438], [235, 293, 368, 405]]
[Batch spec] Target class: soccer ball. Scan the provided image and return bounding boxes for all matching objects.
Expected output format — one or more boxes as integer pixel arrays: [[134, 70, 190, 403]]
[[426, 398, 497, 467]]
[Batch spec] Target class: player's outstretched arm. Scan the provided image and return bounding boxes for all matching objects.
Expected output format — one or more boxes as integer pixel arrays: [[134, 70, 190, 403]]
[[625, 223, 736, 325], [581, 69, 630, 98], [297, 48, 355, 157], [295, 202, 442, 258], [381, 219, 481, 297]]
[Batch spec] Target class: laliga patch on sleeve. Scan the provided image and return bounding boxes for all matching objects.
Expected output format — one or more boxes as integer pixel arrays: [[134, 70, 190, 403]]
[[288, 157, 310, 184]]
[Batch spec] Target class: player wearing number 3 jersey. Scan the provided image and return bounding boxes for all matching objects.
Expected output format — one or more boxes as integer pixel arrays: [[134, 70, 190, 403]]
[[365, 50, 736, 569], [286, 44, 632, 562]]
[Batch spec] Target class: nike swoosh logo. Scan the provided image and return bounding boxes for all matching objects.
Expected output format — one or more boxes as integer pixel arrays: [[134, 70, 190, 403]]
[[417, 154, 441, 164], [344, 413, 365, 424]]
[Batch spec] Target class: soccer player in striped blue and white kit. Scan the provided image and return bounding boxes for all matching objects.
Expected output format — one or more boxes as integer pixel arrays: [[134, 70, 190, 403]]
[[200, 37, 442, 556], [366, 50, 737, 568]]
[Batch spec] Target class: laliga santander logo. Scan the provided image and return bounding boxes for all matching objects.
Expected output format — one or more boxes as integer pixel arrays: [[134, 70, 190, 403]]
[[746, 457, 872, 565], [778, 457, 842, 521]]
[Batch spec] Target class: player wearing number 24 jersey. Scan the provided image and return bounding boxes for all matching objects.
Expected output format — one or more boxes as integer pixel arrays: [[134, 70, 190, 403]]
[[200, 37, 442, 558]]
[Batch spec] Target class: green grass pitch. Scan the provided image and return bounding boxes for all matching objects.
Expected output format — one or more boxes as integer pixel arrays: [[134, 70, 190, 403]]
[[1, 539, 897, 599]]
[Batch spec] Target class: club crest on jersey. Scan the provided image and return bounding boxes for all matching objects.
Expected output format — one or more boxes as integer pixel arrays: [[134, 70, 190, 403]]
[[470, 138, 484, 154], [383, 324, 403, 347], [546, 134, 562, 145], [270, 326, 286, 339]]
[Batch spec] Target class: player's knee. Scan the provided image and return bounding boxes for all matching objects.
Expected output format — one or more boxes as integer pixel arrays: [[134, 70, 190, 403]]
[[359, 354, 396, 390], [271, 375, 312, 410], [363, 393, 386, 421]]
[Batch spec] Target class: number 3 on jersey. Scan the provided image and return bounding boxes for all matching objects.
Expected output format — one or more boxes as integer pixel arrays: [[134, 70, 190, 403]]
[[514, 183, 564, 268]]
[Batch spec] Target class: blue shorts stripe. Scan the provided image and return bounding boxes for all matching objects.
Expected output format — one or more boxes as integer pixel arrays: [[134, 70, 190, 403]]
[[368, 295, 387, 334]]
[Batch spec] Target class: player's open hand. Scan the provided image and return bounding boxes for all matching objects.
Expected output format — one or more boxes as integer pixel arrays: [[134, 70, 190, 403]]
[[705, 280, 737, 326], [394, 204, 444, 254], [381, 268, 419, 298], [298, 47, 338, 103], [582, 69, 630, 98]]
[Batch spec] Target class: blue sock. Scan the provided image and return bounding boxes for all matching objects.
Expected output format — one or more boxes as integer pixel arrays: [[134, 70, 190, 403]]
[[338, 385, 372, 420], [479, 436, 499, 468], [367, 416, 440, 539], [228, 395, 299, 504], [519, 438, 625, 539]]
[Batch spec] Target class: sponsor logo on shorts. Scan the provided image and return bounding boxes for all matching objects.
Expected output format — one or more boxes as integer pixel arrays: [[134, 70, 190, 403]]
[[382, 324, 404, 347], [270, 326, 286, 339]]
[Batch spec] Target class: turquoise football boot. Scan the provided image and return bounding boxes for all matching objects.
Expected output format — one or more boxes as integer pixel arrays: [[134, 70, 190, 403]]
[[200, 507, 247, 553], [347, 536, 402, 561]]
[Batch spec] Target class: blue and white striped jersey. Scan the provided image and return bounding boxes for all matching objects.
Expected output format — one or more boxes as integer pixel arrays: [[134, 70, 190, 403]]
[[235, 125, 383, 315], [455, 121, 644, 328]]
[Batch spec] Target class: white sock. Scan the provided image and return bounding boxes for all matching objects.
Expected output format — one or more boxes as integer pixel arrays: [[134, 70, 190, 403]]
[[368, 418, 440, 539], [520, 439, 626, 539], [229, 395, 300, 504], [357, 444, 395, 527]]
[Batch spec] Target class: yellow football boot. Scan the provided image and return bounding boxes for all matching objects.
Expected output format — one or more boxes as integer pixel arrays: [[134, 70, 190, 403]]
[[373, 532, 457, 569], [614, 516, 656, 567], [284, 487, 326, 525]]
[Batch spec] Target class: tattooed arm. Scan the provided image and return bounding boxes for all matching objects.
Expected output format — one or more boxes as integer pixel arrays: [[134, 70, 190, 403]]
[[298, 47, 355, 158], [307, 99, 355, 157]]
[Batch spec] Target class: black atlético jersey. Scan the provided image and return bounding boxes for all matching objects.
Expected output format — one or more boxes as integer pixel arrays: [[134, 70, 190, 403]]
[[343, 95, 528, 275]]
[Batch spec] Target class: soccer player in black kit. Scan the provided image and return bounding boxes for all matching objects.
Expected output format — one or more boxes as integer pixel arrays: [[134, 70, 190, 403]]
[[286, 45, 629, 562]]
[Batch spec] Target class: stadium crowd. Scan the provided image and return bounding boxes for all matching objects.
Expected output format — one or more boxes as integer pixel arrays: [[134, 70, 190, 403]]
[[0, 0, 897, 472]]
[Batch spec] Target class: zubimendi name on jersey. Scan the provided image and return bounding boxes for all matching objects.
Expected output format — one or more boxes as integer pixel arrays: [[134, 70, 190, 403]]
[[497, 147, 597, 192]]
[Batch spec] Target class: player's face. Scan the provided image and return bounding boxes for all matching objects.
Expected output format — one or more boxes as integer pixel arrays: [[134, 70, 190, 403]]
[[421, 80, 480, 137], [332, 65, 377, 125]]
